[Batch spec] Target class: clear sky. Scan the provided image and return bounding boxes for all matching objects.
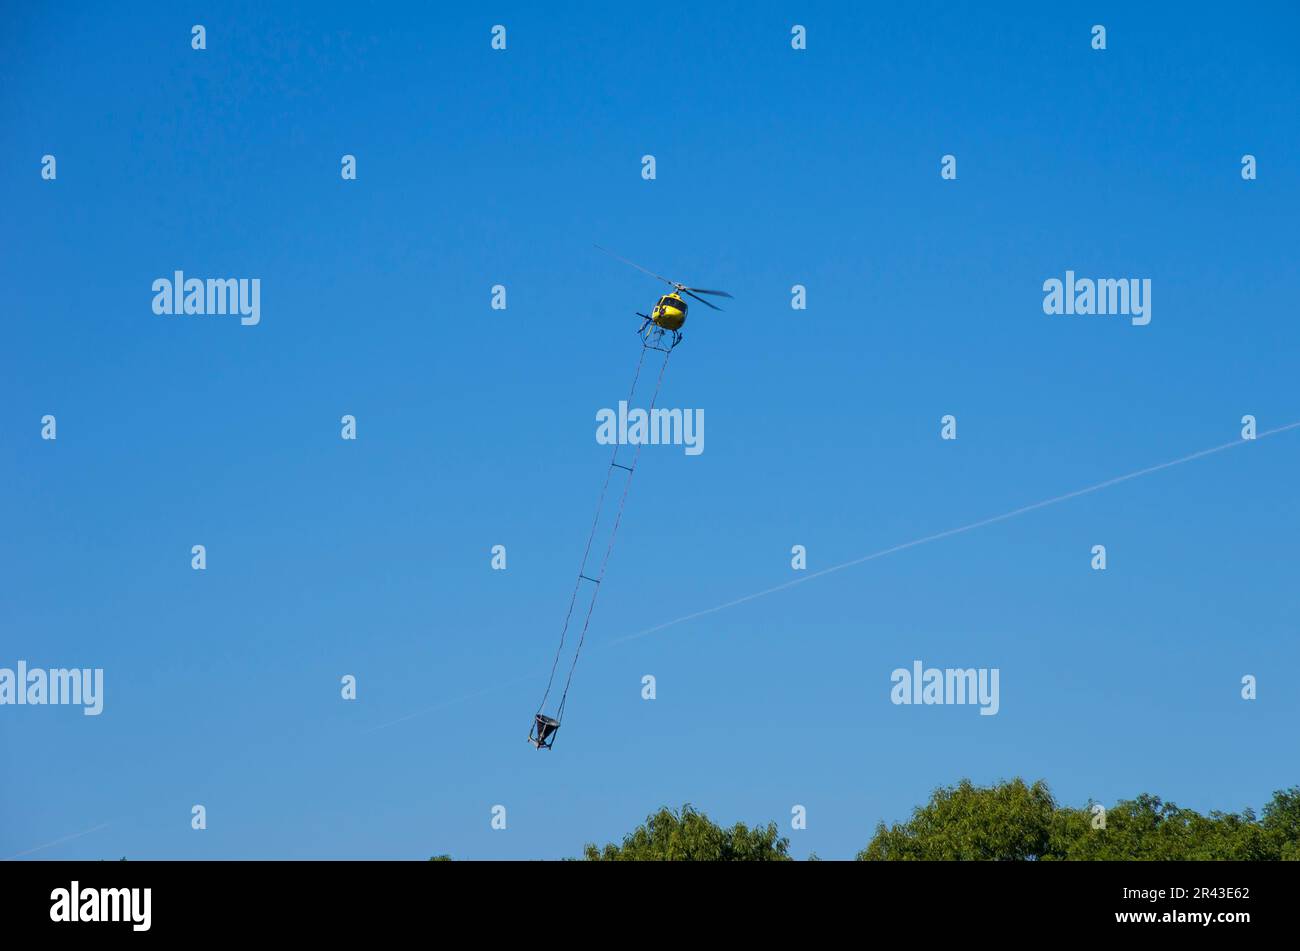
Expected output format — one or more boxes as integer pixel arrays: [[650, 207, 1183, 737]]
[[3, 1, 1298, 860]]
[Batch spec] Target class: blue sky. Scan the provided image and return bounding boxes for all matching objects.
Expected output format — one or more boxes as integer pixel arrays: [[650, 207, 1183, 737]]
[[3, 1, 1298, 860]]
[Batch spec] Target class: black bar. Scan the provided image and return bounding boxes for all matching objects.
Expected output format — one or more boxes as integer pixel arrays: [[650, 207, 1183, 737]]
[[1, 859, 1287, 939]]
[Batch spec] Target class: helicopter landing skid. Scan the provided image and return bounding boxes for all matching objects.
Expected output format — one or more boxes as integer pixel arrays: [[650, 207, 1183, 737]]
[[636, 314, 681, 352]]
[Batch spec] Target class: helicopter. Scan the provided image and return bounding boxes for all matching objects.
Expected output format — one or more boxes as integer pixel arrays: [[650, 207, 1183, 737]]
[[596, 245, 732, 349]]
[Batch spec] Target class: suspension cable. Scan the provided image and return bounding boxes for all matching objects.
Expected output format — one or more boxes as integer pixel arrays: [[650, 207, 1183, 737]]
[[555, 346, 672, 723], [535, 341, 667, 721]]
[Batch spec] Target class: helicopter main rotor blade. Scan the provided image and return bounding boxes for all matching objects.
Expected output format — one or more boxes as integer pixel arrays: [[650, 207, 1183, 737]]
[[682, 289, 723, 311], [682, 287, 733, 299], [594, 245, 677, 289]]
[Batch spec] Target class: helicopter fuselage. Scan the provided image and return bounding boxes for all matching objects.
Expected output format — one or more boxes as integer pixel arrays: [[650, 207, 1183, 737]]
[[651, 292, 687, 330]]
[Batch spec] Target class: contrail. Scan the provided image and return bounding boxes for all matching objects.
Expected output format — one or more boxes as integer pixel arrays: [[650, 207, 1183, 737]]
[[29, 424, 1298, 847], [361, 421, 1297, 733], [358, 670, 544, 734], [608, 421, 1300, 645], [4, 822, 111, 860]]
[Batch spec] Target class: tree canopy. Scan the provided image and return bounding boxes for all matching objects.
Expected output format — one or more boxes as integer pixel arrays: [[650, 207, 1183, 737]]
[[860, 778, 1057, 860], [582, 804, 792, 861], [429, 782, 1297, 860], [859, 779, 1300, 861]]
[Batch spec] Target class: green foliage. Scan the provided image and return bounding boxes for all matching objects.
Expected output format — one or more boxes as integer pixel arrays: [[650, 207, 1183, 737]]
[[582, 804, 792, 861], [859, 778, 1056, 860], [1050, 796, 1270, 861], [416, 783, 1294, 860], [859, 780, 1300, 861], [1261, 788, 1300, 860]]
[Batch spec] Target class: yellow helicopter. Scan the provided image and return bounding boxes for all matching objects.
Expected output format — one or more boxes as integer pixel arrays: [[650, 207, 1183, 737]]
[[596, 245, 732, 349]]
